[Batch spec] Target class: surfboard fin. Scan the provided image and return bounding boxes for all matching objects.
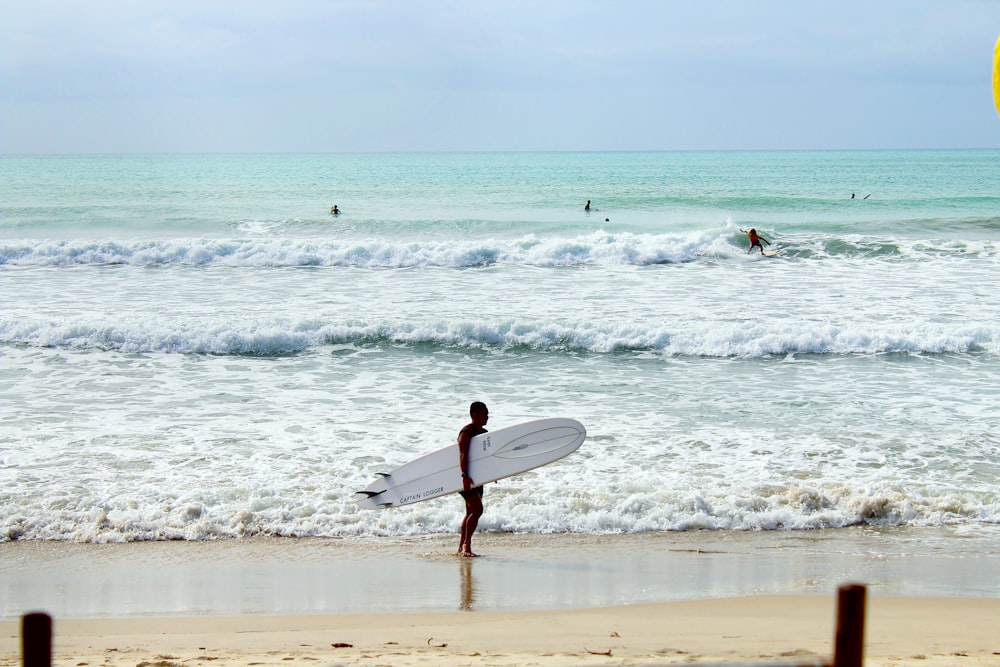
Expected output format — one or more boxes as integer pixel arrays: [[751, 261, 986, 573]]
[[356, 490, 386, 498], [375, 472, 392, 478]]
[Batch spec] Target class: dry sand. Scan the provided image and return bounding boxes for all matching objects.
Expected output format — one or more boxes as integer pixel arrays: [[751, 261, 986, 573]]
[[3, 596, 1000, 667]]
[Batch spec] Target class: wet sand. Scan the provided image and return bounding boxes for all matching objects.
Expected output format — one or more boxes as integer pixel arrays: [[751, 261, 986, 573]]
[[2, 528, 999, 665]]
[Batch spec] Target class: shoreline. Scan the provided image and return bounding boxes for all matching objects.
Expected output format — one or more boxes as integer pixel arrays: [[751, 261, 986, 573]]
[[2, 526, 998, 620]]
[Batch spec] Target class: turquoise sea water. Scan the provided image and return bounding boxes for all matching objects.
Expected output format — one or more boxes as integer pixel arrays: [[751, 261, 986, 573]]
[[1, 151, 998, 542]]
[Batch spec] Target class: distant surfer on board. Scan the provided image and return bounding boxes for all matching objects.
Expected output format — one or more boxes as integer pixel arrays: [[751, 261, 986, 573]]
[[741, 228, 771, 255], [457, 401, 489, 557], [330, 204, 340, 215], [584, 200, 591, 211]]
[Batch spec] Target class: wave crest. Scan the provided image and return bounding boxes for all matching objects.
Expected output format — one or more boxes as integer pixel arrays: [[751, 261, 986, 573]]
[[3, 317, 996, 357], [3, 231, 995, 268]]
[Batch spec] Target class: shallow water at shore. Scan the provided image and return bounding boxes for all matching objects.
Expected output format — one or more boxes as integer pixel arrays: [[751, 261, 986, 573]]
[[3, 526, 998, 620]]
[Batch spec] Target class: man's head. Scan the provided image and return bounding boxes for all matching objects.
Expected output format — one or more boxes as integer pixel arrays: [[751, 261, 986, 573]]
[[470, 401, 489, 425]]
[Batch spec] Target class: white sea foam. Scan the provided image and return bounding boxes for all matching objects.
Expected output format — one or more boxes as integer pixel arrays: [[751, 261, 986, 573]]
[[3, 451, 996, 542], [2, 315, 996, 356], [2, 334, 998, 542]]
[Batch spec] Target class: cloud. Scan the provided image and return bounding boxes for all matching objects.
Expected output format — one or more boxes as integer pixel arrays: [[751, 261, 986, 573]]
[[2, 0, 999, 152]]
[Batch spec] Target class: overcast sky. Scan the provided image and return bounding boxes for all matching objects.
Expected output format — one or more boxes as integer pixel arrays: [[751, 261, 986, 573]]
[[2, 0, 999, 153]]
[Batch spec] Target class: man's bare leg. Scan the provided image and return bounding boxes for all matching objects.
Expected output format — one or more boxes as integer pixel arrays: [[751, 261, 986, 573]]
[[458, 493, 483, 557]]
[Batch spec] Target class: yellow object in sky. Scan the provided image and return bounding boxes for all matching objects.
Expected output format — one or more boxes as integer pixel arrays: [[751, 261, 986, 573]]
[[994, 36, 1000, 117]]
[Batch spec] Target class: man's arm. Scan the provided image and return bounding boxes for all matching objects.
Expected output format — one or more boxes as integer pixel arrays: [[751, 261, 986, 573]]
[[458, 429, 473, 491]]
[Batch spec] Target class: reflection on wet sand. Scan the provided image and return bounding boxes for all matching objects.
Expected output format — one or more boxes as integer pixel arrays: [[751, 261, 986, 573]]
[[459, 557, 476, 611]]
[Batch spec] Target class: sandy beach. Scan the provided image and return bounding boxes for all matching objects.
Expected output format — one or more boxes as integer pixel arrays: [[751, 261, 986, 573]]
[[4, 596, 1000, 667], [3, 530, 999, 666]]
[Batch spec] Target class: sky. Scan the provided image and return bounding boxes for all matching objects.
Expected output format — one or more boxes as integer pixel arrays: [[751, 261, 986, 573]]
[[2, 0, 999, 153]]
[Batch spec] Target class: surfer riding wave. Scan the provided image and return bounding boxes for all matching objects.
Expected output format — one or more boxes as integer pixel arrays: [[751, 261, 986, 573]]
[[741, 228, 771, 255]]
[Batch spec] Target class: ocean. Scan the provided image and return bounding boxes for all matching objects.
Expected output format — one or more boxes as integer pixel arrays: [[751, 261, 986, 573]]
[[2, 150, 998, 545]]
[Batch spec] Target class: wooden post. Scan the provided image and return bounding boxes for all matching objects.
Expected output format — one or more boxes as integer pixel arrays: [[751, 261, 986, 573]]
[[833, 584, 866, 667], [22, 612, 52, 667]]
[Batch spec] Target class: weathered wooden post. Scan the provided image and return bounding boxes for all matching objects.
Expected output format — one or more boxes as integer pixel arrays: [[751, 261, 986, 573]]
[[22, 612, 52, 667], [833, 584, 866, 667]]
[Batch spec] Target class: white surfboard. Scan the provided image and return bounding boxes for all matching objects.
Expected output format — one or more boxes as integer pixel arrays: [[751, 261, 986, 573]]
[[356, 418, 586, 509]]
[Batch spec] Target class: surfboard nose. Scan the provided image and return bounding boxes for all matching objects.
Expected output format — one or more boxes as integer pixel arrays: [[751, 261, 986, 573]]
[[493, 420, 586, 459]]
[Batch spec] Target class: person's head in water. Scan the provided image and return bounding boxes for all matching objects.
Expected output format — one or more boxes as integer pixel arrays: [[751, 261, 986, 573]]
[[470, 401, 489, 425]]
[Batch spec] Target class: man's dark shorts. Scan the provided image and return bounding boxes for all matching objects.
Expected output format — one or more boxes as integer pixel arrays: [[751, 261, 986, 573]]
[[459, 486, 484, 500]]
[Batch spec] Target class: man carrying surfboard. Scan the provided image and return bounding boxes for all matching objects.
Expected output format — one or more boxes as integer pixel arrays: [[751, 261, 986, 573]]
[[457, 401, 489, 557], [741, 228, 771, 255]]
